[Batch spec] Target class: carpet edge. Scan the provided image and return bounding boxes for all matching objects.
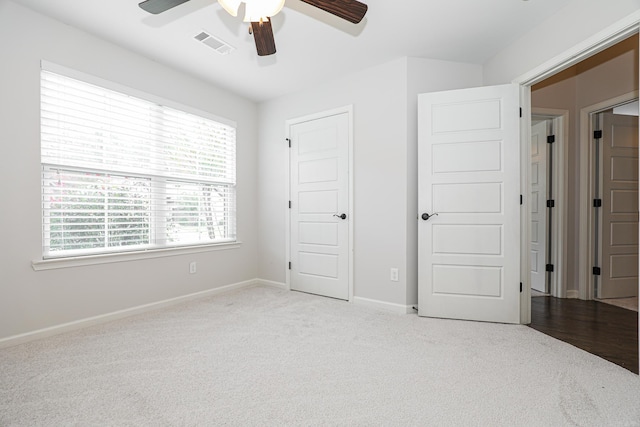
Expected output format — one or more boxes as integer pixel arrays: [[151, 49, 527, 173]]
[[0, 278, 261, 349]]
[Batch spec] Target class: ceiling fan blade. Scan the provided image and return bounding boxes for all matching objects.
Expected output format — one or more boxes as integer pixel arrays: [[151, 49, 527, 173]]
[[138, 0, 191, 14], [300, 0, 368, 24], [251, 19, 277, 56]]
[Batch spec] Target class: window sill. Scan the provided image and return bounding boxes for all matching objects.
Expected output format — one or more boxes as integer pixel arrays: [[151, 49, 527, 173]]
[[31, 241, 242, 271]]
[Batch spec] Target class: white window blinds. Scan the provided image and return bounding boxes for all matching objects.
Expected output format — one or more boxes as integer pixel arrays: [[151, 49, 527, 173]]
[[41, 68, 236, 258]]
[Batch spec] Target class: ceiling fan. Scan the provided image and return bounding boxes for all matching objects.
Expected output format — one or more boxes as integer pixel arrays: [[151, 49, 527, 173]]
[[138, 0, 368, 56]]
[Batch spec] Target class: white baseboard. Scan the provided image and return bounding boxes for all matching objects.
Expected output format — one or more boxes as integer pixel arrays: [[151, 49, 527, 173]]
[[0, 279, 261, 349], [255, 279, 288, 290], [566, 290, 580, 299], [353, 296, 415, 314]]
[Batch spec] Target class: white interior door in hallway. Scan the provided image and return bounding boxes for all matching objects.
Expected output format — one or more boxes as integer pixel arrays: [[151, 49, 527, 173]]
[[418, 84, 521, 324], [288, 111, 350, 300], [530, 120, 548, 293], [598, 110, 639, 299]]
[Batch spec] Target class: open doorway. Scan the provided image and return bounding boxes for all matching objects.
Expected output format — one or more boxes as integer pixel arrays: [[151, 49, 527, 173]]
[[530, 116, 551, 295], [527, 35, 639, 373], [529, 111, 568, 298]]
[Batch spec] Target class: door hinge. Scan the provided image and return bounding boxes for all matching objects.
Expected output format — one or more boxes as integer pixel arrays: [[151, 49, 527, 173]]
[[593, 130, 602, 139], [286, 138, 291, 147], [546, 264, 554, 272], [593, 266, 601, 276], [288, 200, 292, 209], [547, 135, 556, 144], [546, 200, 555, 208], [520, 282, 523, 293], [520, 195, 523, 205], [288, 262, 292, 270], [593, 199, 602, 208], [519, 108, 522, 118]]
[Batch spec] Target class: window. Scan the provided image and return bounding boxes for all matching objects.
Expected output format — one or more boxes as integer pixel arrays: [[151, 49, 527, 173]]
[[40, 67, 236, 259]]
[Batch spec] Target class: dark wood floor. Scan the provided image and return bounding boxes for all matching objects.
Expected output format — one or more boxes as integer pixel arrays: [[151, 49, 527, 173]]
[[529, 297, 638, 374]]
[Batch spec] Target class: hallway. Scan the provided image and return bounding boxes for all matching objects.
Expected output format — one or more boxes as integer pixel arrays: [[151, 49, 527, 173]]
[[529, 297, 638, 374]]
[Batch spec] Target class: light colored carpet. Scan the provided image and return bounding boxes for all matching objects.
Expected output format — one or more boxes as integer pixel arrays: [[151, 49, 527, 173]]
[[531, 289, 549, 297], [1, 285, 639, 426]]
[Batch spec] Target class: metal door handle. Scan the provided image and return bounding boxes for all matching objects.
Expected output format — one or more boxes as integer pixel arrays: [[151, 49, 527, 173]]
[[421, 212, 438, 221], [333, 213, 347, 220]]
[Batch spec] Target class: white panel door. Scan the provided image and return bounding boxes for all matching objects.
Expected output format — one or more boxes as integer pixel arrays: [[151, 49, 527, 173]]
[[599, 111, 639, 299], [418, 84, 521, 324], [290, 112, 349, 300], [530, 121, 547, 293]]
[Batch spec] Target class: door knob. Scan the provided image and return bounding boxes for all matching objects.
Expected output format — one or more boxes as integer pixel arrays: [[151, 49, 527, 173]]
[[421, 212, 438, 221], [333, 213, 347, 220]]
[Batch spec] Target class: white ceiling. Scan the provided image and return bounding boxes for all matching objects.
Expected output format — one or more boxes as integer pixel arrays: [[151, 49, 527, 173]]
[[12, 0, 573, 102]]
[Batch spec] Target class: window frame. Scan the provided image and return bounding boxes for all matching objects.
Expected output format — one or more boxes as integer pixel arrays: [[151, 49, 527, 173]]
[[37, 61, 239, 267]]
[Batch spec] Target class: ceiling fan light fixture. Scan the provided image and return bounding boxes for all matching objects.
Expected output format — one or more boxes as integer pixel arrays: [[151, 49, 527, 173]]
[[218, 0, 241, 16], [218, 0, 284, 22], [139, 0, 368, 57]]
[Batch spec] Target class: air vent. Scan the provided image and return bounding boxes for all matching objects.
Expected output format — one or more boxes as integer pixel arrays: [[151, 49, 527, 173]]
[[194, 31, 235, 55]]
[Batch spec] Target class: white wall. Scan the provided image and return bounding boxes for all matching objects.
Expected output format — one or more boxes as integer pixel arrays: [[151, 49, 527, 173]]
[[483, 0, 640, 85], [258, 58, 408, 306], [0, 1, 259, 341], [257, 57, 481, 307]]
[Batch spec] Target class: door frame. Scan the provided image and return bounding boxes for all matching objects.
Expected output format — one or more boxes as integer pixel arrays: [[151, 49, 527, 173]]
[[531, 109, 569, 298], [514, 10, 640, 324], [284, 105, 355, 301], [578, 92, 640, 300]]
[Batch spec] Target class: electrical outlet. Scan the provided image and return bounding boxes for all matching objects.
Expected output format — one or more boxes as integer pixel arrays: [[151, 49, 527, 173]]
[[189, 261, 197, 274], [390, 268, 399, 282]]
